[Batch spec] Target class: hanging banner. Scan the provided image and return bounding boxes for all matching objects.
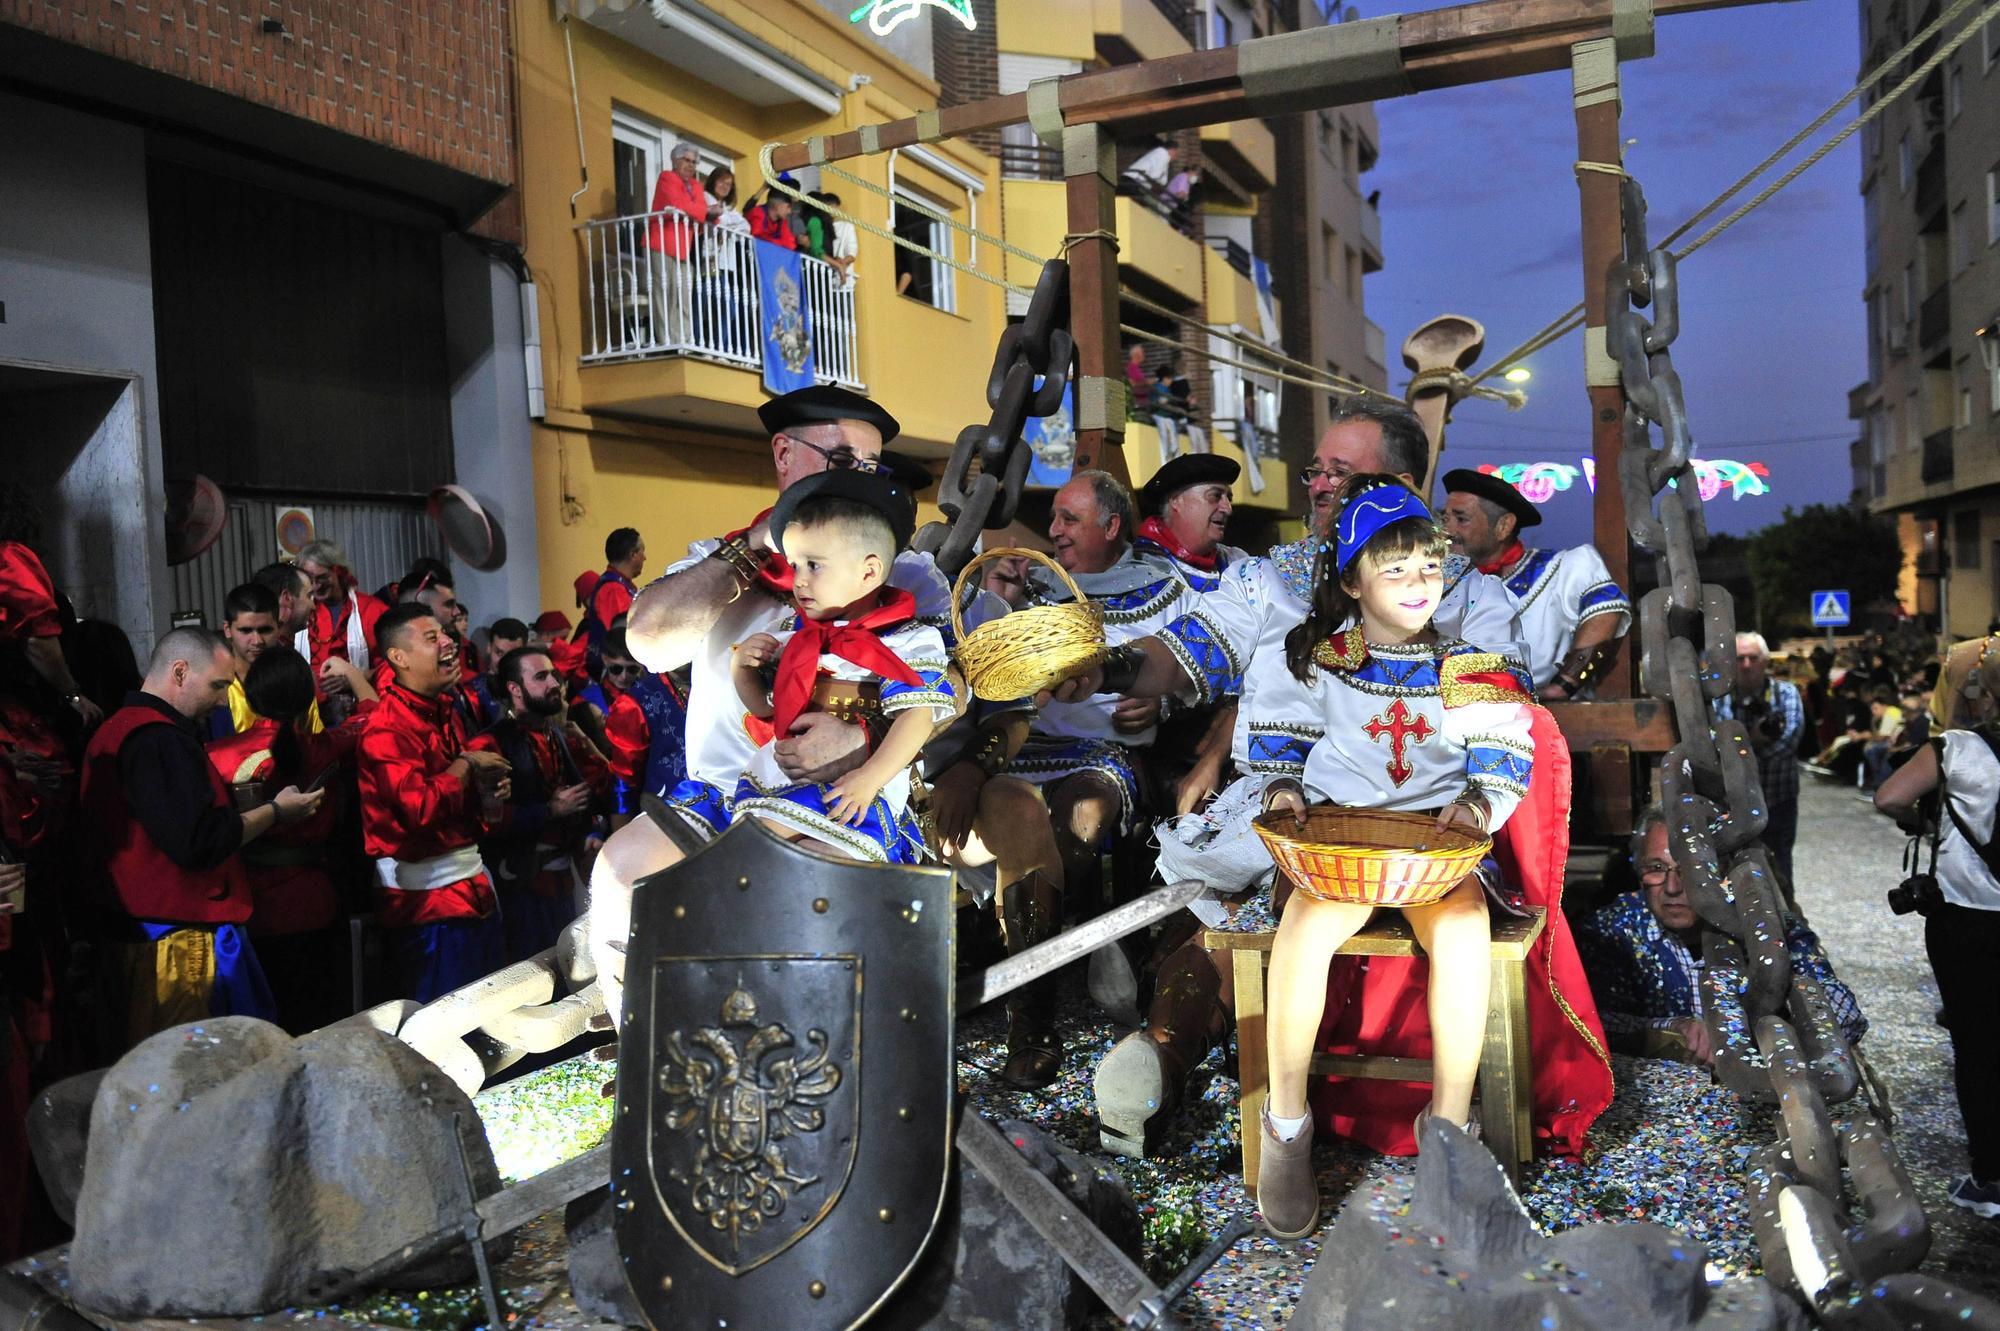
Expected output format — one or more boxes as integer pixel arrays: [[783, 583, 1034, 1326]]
[[1025, 382, 1076, 488], [756, 241, 817, 395]]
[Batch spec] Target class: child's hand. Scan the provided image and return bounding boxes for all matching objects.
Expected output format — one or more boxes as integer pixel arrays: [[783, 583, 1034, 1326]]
[[1263, 783, 1307, 830], [1435, 797, 1488, 838], [826, 771, 883, 826], [733, 633, 780, 672]]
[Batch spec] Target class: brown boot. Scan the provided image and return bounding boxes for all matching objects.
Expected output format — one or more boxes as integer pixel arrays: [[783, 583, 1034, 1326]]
[[999, 870, 1064, 1089], [1255, 1107, 1320, 1240], [1093, 941, 1224, 1155]]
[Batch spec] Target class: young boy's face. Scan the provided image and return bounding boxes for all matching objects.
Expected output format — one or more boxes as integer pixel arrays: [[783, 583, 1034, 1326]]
[[784, 523, 882, 621]]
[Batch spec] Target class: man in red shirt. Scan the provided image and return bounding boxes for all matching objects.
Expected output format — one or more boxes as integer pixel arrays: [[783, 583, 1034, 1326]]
[[575, 526, 646, 675], [648, 141, 718, 345], [357, 603, 512, 1002], [80, 628, 323, 1048], [297, 538, 388, 702]]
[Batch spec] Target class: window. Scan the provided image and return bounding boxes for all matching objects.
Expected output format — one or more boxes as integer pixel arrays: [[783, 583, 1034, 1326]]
[[1986, 16, 1999, 72], [1900, 132, 1913, 194], [1340, 127, 1357, 185], [1902, 262, 1916, 325], [1955, 201, 1975, 275], [892, 187, 957, 314], [1908, 393, 1923, 450], [1317, 114, 1339, 167], [610, 108, 730, 218], [1988, 166, 2000, 245], [1960, 359, 1976, 427], [1958, 511, 1982, 571], [1346, 247, 1363, 302], [1213, 9, 1233, 47], [1887, 400, 1900, 453], [1950, 66, 1965, 120], [1321, 223, 1339, 290], [1983, 331, 2000, 414]]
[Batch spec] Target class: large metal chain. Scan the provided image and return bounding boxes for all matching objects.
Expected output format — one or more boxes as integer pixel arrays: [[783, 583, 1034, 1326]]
[[1613, 175, 2000, 1326], [913, 259, 1074, 579]]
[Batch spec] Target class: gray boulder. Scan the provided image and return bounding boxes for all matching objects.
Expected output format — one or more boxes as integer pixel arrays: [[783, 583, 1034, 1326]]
[[26, 1067, 104, 1225], [68, 1017, 501, 1318], [1292, 1117, 1806, 1330]]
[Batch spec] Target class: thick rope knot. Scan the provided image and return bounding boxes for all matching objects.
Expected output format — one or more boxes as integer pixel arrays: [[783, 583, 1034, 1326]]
[[1409, 366, 1527, 411], [1059, 229, 1122, 257]]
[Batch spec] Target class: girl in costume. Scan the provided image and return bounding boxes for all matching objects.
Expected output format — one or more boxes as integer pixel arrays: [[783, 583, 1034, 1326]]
[[1254, 475, 1536, 1240]]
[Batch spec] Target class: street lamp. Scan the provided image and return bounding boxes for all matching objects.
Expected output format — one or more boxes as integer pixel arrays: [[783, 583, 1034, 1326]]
[[1503, 366, 1533, 384]]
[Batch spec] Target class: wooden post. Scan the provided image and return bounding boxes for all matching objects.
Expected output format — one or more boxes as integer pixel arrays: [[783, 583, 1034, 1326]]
[[1063, 124, 1128, 481], [1571, 35, 1631, 702]]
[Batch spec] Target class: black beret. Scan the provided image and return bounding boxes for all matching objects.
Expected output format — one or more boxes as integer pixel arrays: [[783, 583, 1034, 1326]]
[[1440, 467, 1542, 530], [1140, 453, 1240, 517], [756, 384, 901, 445], [768, 468, 917, 556]]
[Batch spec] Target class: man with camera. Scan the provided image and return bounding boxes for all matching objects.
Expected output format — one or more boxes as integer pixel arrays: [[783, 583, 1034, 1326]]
[[1875, 636, 2000, 1218], [1577, 803, 1864, 1068], [1712, 632, 1805, 884]]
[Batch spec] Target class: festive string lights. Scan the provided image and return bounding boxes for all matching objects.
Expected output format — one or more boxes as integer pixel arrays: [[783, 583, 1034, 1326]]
[[1475, 458, 1771, 504]]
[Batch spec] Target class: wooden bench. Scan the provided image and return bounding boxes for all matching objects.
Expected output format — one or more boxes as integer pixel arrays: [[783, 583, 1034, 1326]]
[[1202, 905, 1546, 1188]]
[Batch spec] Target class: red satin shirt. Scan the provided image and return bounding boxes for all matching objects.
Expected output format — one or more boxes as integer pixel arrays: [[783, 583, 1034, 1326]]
[[0, 543, 60, 641], [357, 681, 494, 926]]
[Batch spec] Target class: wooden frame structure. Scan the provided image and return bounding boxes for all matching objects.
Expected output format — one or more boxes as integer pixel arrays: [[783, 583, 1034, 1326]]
[[769, 0, 1776, 831]]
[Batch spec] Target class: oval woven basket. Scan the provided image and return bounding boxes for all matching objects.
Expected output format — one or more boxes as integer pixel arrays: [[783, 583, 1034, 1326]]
[[1254, 806, 1490, 908], [951, 547, 1108, 702]]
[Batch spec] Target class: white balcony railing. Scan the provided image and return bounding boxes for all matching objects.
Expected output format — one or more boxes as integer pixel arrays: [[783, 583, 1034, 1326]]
[[576, 209, 861, 389]]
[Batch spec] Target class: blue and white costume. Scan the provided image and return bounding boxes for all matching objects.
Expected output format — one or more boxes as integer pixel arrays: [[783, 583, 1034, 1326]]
[[731, 618, 956, 864], [1491, 545, 1631, 691]]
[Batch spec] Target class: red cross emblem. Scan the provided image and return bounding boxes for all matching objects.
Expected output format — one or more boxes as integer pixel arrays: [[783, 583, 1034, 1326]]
[[1364, 698, 1434, 787]]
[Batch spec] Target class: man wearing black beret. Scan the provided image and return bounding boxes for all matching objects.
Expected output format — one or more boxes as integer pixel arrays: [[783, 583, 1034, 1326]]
[[1438, 468, 1631, 700], [1133, 454, 1245, 594]]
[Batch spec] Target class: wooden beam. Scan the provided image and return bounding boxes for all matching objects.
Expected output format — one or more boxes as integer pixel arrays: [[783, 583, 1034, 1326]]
[[1547, 699, 1677, 753], [1064, 126, 1126, 480], [769, 0, 1787, 172]]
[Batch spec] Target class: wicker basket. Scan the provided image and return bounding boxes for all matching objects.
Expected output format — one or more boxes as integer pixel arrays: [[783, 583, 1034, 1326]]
[[1254, 806, 1490, 908], [951, 547, 1107, 702]]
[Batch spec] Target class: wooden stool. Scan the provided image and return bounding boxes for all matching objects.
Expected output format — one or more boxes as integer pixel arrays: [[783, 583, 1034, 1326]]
[[1202, 905, 1546, 1187]]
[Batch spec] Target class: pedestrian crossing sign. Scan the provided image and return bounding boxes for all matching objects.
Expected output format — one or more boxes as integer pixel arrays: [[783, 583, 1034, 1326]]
[[1810, 590, 1850, 627]]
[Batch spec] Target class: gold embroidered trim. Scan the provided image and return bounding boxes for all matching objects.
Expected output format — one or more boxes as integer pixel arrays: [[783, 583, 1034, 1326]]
[[1439, 651, 1530, 707], [1545, 922, 1612, 1069], [1311, 626, 1368, 672]]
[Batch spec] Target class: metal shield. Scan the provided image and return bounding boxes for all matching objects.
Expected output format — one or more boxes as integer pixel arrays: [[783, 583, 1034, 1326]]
[[611, 817, 956, 1330]]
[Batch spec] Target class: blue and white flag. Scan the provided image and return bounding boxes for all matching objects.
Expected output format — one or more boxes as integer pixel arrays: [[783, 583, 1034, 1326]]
[[1025, 382, 1076, 488], [756, 241, 817, 394]]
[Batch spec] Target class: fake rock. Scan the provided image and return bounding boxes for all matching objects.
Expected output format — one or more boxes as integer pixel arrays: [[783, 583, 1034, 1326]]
[[68, 1017, 500, 1317]]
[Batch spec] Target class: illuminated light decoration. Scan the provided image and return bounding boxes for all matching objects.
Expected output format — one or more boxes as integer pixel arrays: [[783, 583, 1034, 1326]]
[[848, 0, 975, 35], [1478, 458, 1771, 502]]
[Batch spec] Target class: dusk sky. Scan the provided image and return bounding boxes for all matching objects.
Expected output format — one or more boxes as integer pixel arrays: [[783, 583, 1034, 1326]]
[[1365, 0, 1866, 549]]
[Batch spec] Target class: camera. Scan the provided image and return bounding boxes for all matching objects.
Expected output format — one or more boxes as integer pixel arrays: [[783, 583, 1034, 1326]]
[[1739, 696, 1777, 749], [1888, 872, 1944, 916]]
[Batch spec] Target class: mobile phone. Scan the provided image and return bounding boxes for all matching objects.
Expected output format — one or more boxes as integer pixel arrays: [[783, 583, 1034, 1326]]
[[301, 764, 337, 795]]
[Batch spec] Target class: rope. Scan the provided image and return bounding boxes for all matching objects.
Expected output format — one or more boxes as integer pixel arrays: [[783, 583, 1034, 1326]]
[[1573, 161, 1629, 177], [1118, 322, 1379, 401], [1469, 0, 1997, 385], [1060, 229, 1122, 255], [1409, 366, 1528, 411]]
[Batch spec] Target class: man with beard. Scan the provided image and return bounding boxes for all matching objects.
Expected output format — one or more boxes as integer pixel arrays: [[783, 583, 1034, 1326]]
[[1437, 469, 1630, 699], [472, 647, 610, 963], [1040, 397, 1531, 1156], [357, 603, 513, 1001]]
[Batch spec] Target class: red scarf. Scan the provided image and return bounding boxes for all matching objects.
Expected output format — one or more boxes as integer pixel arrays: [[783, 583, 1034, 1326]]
[[724, 510, 794, 595], [1136, 516, 1217, 571], [769, 589, 921, 740], [1476, 539, 1525, 576]]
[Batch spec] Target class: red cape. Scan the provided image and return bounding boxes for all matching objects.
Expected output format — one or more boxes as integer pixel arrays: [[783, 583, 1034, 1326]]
[[1308, 704, 1614, 1157]]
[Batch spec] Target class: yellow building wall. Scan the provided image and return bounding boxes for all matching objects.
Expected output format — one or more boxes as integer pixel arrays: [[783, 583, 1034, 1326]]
[[510, 0, 1006, 613], [995, 0, 1097, 60]]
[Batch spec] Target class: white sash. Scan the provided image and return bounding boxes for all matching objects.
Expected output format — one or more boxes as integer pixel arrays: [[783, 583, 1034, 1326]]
[[375, 845, 485, 891]]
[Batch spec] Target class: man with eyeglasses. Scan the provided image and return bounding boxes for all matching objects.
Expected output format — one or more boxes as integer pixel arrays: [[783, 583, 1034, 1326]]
[[1712, 631, 1806, 885], [1576, 803, 1863, 1067]]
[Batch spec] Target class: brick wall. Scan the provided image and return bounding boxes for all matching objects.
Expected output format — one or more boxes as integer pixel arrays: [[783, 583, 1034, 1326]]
[[0, 0, 515, 189], [931, 0, 998, 157]]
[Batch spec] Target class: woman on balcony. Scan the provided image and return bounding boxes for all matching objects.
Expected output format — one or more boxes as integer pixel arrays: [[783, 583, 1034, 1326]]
[[647, 142, 719, 348]]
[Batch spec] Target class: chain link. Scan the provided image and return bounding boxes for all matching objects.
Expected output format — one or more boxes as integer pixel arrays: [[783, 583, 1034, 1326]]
[[1609, 172, 2000, 1323]]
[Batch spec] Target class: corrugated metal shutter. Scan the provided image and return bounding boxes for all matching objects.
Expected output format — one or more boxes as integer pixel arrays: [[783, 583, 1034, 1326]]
[[169, 497, 442, 628], [996, 53, 1081, 93]]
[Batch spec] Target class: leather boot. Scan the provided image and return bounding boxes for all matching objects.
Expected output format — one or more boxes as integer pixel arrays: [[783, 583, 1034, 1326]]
[[999, 869, 1064, 1089], [1093, 941, 1224, 1156], [1255, 1107, 1321, 1240]]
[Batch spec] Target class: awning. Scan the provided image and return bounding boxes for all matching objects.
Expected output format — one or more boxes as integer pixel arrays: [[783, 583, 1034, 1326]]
[[561, 0, 845, 116]]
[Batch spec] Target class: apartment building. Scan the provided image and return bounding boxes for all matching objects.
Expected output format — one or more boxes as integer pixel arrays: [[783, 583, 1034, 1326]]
[[0, 2, 531, 650], [1856, 0, 2000, 635]]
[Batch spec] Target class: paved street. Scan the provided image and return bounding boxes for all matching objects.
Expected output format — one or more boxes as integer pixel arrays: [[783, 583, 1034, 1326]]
[[1789, 770, 2000, 1297]]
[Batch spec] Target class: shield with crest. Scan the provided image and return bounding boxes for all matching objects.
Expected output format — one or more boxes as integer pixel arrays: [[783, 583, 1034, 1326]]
[[610, 816, 955, 1330]]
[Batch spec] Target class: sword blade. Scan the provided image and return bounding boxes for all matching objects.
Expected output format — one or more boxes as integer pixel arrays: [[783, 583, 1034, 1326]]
[[955, 1113, 1176, 1330], [958, 878, 1205, 1012]]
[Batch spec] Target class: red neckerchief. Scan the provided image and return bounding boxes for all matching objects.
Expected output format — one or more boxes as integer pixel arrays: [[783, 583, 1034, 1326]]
[[1476, 539, 1525, 576], [312, 570, 359, 657], [1136, 516, 1217, 571], [769, 589, 921, 740], [724, 509, 794, 595]]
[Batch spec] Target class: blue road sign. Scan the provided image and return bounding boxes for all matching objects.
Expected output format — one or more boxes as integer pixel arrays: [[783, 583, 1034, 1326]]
[[1810, 590, 1851, 627]]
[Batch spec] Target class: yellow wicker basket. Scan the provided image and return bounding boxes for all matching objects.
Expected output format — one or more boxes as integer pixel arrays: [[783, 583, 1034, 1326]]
[[951, 547, 1108, 702], [1254, 806, 1490, 908]]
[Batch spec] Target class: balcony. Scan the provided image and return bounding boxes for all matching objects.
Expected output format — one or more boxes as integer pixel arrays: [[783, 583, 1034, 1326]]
[[1922, 427, 1954, 484], [1364, 318, 1388, 379], [1204, 242, 1268, 330], [1919, 286, 1951, 349], [1200, 118, 1277, 192], [1115, 195, 1204, 304], [1000, 139, 1062, 183], [576, 210, 860, 390], [1359, 199, 1383, 271], [1915, 144, 1945, 220], [1122, 420, 1288, 512], [1093, 0, 1194, 64]]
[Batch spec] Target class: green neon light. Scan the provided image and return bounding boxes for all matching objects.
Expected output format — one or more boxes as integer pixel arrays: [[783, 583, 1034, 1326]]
[[848, 0, 977, 37]]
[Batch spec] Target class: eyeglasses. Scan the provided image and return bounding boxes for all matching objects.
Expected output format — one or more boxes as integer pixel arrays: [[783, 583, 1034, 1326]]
[[1638, 860, 1678, 886], [1298, 465, 1351, 487], [784, 436, 883, 475], [603, 662, 644, 678]]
